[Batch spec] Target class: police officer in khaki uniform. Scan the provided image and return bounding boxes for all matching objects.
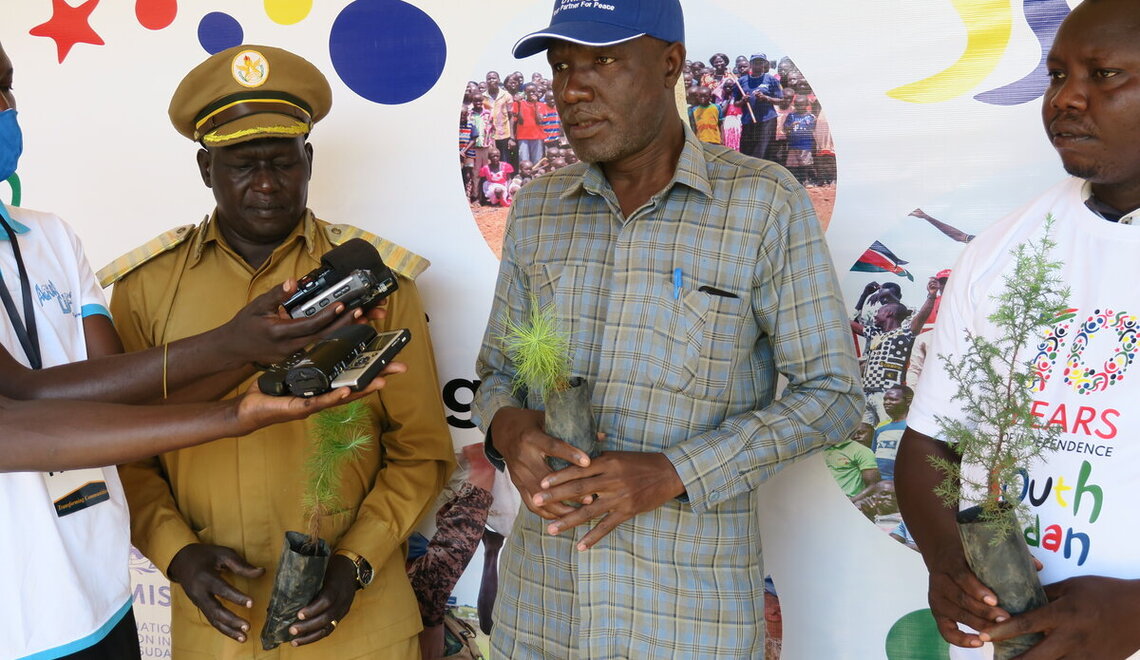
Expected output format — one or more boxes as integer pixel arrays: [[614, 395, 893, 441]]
[[103, 45, 454, 659]]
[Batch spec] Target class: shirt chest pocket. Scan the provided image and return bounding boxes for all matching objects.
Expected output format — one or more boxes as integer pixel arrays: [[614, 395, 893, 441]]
[[649, 290, 747, 400], [526, 263, 591, 376]]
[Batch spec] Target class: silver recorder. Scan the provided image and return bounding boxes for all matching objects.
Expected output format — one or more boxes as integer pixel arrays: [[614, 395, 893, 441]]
[[288, 269, 396, 319], [330, 329, 411, 390]]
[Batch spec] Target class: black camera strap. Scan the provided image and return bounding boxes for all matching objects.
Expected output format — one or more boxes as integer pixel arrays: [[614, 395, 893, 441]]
[[0, 212, 41, 369]]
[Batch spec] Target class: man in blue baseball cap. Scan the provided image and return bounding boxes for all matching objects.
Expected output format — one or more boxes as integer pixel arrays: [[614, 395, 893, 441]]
[[474, 0, 862, 656]]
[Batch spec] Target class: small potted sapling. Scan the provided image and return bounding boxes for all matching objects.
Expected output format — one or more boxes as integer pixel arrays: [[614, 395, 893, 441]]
[[930, 216, 1070, 660], [261, 401, 372, 649], [501, 296, 596, 470]]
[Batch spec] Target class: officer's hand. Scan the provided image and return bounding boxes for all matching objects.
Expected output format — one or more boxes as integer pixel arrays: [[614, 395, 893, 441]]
[[168, 543, 265, 643], [288, 554, 358, 646]]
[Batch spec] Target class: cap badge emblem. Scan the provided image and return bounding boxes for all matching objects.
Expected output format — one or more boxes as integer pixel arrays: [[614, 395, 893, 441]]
[[231, 49, 269, 88]]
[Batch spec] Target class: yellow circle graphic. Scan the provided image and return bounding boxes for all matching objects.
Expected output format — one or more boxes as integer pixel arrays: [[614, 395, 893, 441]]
[[264, 0, 312, 25]]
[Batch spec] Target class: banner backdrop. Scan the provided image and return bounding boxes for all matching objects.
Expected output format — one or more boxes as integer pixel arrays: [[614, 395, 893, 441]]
[[3, 1, 1086, 658]]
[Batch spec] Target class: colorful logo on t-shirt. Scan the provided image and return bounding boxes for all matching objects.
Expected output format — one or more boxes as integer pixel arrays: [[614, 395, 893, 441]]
[[35, 280, 75, 316], [1064, 309, 1139, 393], [1013, 459, 1101, 567], [1013, 305, 1137, 570], [1032, 307, 1138, 394]]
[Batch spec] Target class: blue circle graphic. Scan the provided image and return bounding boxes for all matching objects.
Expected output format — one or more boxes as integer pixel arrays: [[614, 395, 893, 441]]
[[197, 12, 244, 55], [329, 0, 447, 105]]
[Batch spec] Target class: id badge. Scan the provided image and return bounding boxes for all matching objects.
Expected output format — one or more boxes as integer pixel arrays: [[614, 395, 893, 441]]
[[42, 468, 110, 517]]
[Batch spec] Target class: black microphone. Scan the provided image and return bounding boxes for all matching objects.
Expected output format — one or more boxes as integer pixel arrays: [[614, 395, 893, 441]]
[[280, 239, 398, 318], [319, 238, 383, 275]]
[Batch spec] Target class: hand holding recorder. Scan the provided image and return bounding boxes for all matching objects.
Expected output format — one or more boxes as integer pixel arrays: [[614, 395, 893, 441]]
[[257, 239, 411, 397], [258, 325, 410, 397]]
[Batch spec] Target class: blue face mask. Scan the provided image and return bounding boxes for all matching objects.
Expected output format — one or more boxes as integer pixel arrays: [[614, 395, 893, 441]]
[[0, 109, 23, 182]]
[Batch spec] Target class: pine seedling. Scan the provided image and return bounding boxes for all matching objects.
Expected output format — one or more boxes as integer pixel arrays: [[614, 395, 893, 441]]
[[303, 401, 372, 549], [500, 295, 572, 398], [930, 215, 1070, 541]]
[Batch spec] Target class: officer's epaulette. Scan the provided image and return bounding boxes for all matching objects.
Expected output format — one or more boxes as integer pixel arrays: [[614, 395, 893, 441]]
[[322, 223, 430, 280], [97, 223, 198, 288]]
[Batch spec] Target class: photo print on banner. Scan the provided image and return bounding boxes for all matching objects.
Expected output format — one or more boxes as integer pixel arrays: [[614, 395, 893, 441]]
[[463, 42, 838, 260], [832, 0, 1073, 560]]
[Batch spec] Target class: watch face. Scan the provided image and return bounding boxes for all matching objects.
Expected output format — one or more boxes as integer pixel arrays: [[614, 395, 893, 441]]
[[358, 559, 374, 587]]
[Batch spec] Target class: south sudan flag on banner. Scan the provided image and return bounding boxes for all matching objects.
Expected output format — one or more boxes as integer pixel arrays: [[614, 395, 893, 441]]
[[851, 241, 914, 281]]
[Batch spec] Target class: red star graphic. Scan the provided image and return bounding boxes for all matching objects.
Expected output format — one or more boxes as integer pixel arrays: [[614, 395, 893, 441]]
[[29, 0, 105, 63]]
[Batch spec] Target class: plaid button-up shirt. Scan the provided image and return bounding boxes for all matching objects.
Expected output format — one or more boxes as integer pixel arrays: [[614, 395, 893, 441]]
[[473, 127, 861, 658]]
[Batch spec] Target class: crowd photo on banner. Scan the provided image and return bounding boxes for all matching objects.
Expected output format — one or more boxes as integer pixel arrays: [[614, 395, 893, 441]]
[[462, 51, 837, 262], [833, 194, 1000, 547], [832, 207, 983, 548]]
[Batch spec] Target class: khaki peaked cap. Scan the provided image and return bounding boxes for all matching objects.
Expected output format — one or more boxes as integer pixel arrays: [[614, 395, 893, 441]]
[[169, 44, 332, 148]]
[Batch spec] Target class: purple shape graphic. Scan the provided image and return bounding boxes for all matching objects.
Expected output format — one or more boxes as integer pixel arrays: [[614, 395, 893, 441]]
[[975, 0, 1070, 106], [197, 11, 243, 55], [329, 0, 446, 105]]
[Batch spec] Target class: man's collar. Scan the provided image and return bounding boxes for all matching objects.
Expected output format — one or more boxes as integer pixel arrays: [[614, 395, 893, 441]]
[[568, 123, 714, 202], [1081, 180, 1140, 225], [672, 124, 716, 198], [188, 208, 319, 267], [0, 204, 31, 240]]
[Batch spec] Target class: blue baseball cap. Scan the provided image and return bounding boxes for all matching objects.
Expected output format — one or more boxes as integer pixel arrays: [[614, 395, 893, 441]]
[[512, 0, 685, 59]]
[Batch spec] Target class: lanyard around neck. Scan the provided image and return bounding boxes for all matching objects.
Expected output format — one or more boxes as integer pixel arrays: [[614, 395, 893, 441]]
[[0, 212, 41, 369]]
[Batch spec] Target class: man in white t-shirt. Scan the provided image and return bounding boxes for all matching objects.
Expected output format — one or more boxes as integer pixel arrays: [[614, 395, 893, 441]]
[[896, 2, 1140, 658]]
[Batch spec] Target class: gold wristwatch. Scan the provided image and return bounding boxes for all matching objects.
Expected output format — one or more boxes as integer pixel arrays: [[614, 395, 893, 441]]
[[335, 549, 374, 590]]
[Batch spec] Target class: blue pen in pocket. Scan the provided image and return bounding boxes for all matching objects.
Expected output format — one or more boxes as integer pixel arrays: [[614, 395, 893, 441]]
[[673, 268, 683, 300]]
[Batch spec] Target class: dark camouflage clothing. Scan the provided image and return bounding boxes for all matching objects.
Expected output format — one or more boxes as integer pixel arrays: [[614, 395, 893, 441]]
[[408, 482, 493, 626]]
